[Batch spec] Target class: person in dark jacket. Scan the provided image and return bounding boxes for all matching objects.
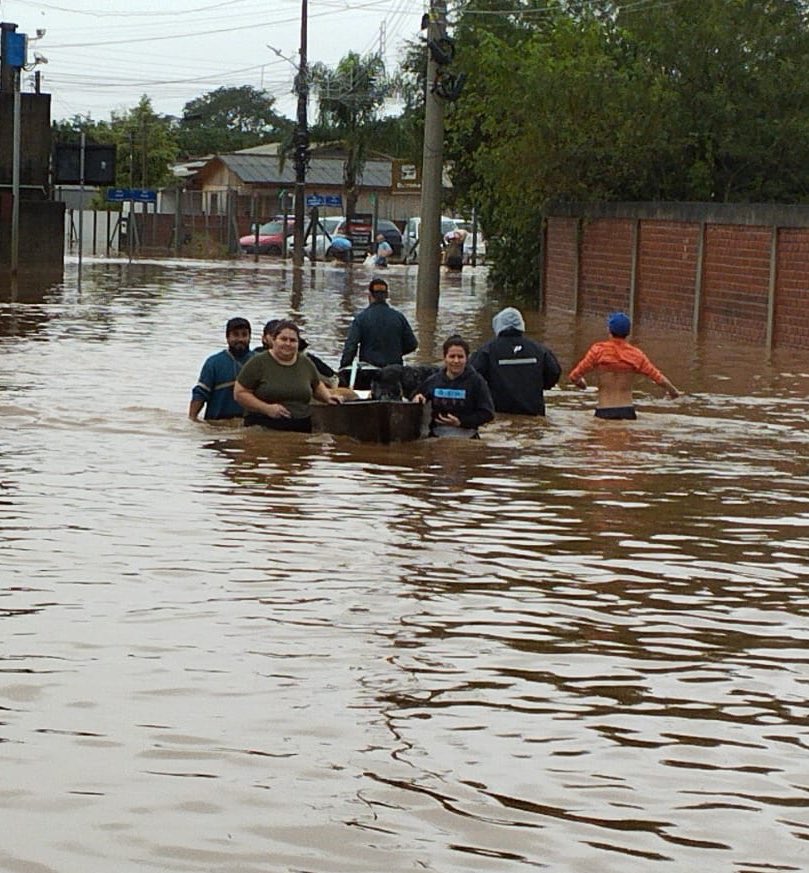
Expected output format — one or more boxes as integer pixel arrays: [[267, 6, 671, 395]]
[[339, 277, 418, 370], [470, 307, 561, 416], [414, 335, 495, 438]]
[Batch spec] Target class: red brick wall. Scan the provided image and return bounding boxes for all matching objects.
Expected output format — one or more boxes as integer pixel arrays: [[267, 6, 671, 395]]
[[543, 208, 809, 348], [700, 225, 771, 344], [636, 220, 700, 330], [774, 229, 809, 348], [544, 217, 578, 310], [578, 218, 633, 316]]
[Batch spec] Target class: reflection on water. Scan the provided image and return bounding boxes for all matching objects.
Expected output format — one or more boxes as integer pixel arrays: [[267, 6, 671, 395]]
[[1, 258, 808, 873]]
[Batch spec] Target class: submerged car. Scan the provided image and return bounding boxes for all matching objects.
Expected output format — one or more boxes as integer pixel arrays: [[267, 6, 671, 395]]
[[402, 216, 486, 265], [240, 217, 294, 255], [331, 217, 403, 259], [286, 215, 344, 260]]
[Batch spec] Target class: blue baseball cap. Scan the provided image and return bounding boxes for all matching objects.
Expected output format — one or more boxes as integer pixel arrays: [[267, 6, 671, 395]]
[[607, 311, 631, 337]]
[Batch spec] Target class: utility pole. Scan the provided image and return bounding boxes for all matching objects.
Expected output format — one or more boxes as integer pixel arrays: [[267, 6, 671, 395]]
[[292, 0, 309, 269], [417, 0, 448, 310], [10, 65, 21, 281]]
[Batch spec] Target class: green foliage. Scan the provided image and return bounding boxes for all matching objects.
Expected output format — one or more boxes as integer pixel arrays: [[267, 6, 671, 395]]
[[444, 0, 809, 294], [310, 52, 388, 215], [51, 97, 178, 189], [176, 86, 291, 157]]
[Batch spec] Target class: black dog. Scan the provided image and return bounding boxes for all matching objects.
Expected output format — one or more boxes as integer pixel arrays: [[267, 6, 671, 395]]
[[370, 364, 440, 401]]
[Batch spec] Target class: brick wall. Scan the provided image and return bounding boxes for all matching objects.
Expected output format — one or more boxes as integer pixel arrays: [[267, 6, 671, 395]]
[[579, 218, 633, 316], [543, 203, 809, 349], [773, 229, 809, 349], [700, 225, 771, 344], [636, 220, 700, 331], [543, 217, 578, 310]]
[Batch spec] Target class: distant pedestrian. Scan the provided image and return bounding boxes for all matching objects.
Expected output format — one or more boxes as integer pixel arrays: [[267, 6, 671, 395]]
[[189, 317, 254, 421], [374, 233, 393, 268], [443, 228, 466, 271], [328, 235, 352, 263], [568, 311, 679, 419]]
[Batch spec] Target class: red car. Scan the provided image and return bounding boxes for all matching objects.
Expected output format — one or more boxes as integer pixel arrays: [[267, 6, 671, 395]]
[[240, 217, 294, 255]]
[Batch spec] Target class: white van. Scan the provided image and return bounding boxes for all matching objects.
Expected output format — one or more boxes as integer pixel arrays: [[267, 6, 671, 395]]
[[402, 216, 486, 264]]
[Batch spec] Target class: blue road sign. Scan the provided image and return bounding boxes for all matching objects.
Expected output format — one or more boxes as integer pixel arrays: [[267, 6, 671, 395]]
[[306, 194, 342, 208], [106, 188, 157, 203]]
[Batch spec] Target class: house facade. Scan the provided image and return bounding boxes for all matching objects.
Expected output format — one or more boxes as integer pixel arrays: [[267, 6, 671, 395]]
[[174, 144, 425, 229]]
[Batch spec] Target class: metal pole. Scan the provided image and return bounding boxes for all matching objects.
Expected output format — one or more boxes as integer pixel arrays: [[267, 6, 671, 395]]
[[292, 0, 309, 268], [78, 131, 85, 282], [10, 68, 21, 278], [416, 0, 447, 310]]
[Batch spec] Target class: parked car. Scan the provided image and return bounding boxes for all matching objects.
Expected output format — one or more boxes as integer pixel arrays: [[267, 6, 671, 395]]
[[403, 216, 486, 265], [402, 216, 463, 264], [239, 216, 294, 255], [286, 215, 343, 260], [332, 217, 403, 259]]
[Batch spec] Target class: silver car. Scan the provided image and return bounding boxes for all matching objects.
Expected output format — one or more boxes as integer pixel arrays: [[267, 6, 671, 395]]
[[286, 215, 344, 260]]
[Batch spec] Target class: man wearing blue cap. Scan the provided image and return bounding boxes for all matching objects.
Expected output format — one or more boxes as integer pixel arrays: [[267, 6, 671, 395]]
[[568, 312, 679, 419]]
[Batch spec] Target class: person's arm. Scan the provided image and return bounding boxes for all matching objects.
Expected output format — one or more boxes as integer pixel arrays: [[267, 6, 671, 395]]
[[233, 379, 291, 418], [339, 318, 361, 369], [401, 316, 418, 357], [455, 376, 495, 429], [634, 351, 680, 398], [568, 345, 598, 388], [189, 358, 213, 419], [658, 375, 680, 399], [312, 380, 341, 404]]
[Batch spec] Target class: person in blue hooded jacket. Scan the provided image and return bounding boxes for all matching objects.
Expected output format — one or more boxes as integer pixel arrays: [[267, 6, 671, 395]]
[[470, 307, 561, 416]]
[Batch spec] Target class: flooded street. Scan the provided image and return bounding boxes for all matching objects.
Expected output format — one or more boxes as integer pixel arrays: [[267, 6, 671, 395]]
[[1, 258, 808, 873]]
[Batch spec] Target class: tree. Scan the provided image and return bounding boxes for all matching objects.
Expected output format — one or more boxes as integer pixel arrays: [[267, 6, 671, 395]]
[[176, 85, 291, 157], [617, 0, 809, 201], [111, 96, 178, 189], [444, 0, 809, 294], [310, 51, 388, 217], [52, 98, 178, 190]]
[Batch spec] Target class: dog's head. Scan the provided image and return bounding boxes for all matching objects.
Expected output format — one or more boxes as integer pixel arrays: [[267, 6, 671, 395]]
[[370, 365, 405, 401]]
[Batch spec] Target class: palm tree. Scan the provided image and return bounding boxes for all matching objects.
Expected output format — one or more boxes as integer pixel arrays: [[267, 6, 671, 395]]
[[310, 51, 388, 219]]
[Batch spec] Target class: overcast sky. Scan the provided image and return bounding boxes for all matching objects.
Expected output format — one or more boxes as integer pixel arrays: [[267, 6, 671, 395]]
[[0, 0, 426, 122]]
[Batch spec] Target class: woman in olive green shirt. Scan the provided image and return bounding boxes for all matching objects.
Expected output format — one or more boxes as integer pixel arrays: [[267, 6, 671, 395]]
[[234, 320, 339, 432]]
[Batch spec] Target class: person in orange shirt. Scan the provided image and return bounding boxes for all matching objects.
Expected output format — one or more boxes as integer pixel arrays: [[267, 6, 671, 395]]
[[568, 312, 680, 419]]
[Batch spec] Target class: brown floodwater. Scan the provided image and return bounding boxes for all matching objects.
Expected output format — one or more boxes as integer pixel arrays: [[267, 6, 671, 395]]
[[1, 258, 808, 873]]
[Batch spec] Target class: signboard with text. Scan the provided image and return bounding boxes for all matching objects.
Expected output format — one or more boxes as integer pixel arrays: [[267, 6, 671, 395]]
[[306, 194, 343, 208], [392, 160, 421, 192], [106, 188, 157, 203]]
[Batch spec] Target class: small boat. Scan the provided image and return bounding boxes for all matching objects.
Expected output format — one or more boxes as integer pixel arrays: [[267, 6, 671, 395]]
[[311, 398, 428, 443]]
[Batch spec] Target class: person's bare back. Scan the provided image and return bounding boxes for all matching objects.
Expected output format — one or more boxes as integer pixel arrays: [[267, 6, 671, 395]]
[[568, 312, 679, 419]]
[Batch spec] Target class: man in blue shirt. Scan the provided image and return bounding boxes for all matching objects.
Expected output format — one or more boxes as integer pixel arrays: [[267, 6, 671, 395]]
[[189, 317, 254, 420]]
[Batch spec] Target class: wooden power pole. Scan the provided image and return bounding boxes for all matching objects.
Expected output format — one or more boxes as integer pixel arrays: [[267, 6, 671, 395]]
[[293, 0, 309, 269], [416, 0, 448, 310]]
